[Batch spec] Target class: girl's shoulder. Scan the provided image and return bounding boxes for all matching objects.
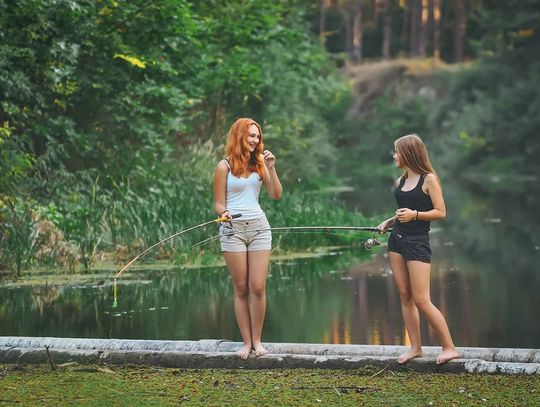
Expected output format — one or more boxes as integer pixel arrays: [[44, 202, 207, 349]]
[[216, 159, 230, 172], [424, 173, 438, 184], [423, 173, 442, 191]]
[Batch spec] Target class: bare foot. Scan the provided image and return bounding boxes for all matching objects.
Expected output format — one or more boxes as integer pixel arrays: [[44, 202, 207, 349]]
[[397, 349, 423, 364], [236, 345, 252, 360], [436, 348, 460, 365], [253, 342, 268, 357]]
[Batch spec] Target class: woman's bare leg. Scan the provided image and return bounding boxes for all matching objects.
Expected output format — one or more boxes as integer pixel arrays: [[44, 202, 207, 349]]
[[407, 260, 460, 364], [248, 250, 270, 356], [224, 251, 252, 359], [389, 252, 423, 363]]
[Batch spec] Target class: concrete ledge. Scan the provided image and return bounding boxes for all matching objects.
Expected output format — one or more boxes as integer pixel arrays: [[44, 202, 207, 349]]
[[1, 337, 539, 374]]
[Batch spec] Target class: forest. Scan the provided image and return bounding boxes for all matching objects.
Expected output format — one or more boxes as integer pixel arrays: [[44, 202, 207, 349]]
[[1, 0, 538, 274]]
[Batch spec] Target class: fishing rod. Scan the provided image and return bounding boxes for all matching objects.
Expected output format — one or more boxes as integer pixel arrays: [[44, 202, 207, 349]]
[[111, 213, 241, 308], [192, 225, 391, 250], [261, 226, 389, 250]]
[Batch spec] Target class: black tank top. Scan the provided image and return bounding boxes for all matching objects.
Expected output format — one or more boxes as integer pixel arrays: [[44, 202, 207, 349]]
[[393, 174, 433, 235]]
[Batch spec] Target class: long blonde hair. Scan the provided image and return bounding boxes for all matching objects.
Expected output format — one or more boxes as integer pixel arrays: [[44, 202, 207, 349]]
[[224, 118, 265, 179], [395, 134, 438, 181]]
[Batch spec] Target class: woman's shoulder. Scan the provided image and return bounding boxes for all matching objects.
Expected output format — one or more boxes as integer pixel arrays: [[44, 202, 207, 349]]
[[215, 159, 230, 172], [423, 173, 442, 190]]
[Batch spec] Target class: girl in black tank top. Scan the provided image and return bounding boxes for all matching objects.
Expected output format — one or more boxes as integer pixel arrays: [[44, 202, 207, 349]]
[[393, 174, 434, 235], [377, 134, 459, 365]]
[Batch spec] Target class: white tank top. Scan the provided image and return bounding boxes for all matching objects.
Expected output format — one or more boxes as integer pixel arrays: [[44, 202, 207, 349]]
[[224, 160, 264, 220]]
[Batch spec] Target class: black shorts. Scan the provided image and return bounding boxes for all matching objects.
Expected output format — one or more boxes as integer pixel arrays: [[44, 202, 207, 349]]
[[387, 231, 431, 263]]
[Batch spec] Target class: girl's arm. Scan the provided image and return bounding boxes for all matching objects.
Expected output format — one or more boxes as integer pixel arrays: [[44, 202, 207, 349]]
[[262, 150, 283, 200], [419, 173, 446, 221], [213, 160, 230, 217], [377, 215, 396, 232], [378, 177, 399, 231]]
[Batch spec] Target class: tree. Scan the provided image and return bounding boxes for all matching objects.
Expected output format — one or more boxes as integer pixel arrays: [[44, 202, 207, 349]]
[[380, 0, 393, 59], [431, 0, 442, 59], [453, 0, 466, 62]]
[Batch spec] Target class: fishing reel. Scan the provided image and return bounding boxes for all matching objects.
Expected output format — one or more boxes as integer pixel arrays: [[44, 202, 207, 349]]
[[364, 237, 381, 250]]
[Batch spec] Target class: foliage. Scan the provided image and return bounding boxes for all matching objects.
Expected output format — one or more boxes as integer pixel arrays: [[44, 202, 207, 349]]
[[431, 0, 540, 178], [0, 0, 354, 273], [0, 200, 36, 276]]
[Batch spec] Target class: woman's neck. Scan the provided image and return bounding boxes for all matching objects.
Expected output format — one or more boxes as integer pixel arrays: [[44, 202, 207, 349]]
[[405, 168, 420, 178]]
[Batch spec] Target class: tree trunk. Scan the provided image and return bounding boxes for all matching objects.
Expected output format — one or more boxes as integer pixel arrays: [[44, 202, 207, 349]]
[[453, 0, 466, 62], [319, 0, 329, 46], [351, 0, 363, 63], [400, 0, 409, 46], [343, 10, 353, 62], [432, 0, 441, 59], [381, 0, 392, 59], [409, 0, 421, 57], [418, 0, 429, 57]]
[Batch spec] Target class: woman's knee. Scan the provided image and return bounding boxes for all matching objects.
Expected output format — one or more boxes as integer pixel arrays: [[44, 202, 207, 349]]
[[249, 283, 266, 298], [398, 290, 413, 305], [234, 283, 249, 299], [413, 296, 432, 311]]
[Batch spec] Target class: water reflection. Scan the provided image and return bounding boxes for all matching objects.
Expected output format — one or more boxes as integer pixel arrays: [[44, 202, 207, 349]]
[[1, 181, 539, 348]]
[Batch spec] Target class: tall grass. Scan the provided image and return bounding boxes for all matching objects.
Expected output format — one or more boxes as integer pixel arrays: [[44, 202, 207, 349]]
[[0, 144, 379, 274]]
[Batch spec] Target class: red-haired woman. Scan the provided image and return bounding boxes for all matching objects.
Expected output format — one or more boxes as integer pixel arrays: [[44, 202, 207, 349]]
[[377, 134, 460, 365], [213, 118, 283, 359]]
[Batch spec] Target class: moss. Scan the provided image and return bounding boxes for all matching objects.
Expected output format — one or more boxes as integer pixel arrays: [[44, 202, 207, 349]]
[[1, 364, 539, 406]]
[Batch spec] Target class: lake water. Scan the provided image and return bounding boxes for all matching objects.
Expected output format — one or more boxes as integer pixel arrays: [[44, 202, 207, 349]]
[[1, 178, 539, 349]]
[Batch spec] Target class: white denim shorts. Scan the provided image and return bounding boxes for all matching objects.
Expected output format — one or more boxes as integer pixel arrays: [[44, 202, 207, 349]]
[[219, 216, 272, 252]]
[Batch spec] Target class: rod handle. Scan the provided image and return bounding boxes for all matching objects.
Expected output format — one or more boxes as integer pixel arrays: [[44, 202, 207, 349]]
[[216, 213, 242, 222]]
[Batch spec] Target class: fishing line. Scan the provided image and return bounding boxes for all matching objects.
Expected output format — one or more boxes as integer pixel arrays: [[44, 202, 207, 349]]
[[192, 226, 390, 250], [112, 213, 242, 308], [192, 230, 374, 249]]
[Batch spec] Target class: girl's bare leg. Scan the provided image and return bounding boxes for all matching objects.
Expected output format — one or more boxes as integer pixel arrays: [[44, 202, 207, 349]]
[[224, 251, 252, 359], [248, 250, 270, 356], [407, 260, 460, 364], [390, 252, 423, 363]]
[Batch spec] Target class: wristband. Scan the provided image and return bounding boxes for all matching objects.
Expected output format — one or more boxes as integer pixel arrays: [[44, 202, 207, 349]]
[[415, 210, 419, 221]]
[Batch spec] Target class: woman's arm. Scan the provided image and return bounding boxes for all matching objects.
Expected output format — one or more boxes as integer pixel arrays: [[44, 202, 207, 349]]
[[262, 150, 283, 200], [419, 173, 446, 221], [377, 215, 396, 232], [213, 160, 230, 217], [377, 177, 399, 231]]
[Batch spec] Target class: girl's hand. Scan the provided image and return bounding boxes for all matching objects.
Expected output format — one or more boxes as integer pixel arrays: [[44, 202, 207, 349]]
[[376, 220, 389, 233], [220, 210, 232, 221], [396, 208, 416, 223], [263, 149, 276, 170]]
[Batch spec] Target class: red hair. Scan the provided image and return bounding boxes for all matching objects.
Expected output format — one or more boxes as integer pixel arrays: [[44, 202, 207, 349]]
[[225, 118, 265, 179]]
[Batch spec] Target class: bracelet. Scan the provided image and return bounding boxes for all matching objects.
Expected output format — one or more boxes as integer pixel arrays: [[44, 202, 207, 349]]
[[415, 210, 419, 221]]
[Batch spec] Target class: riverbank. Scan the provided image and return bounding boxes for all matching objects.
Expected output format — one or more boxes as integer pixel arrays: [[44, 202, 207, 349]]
[[2, 338, 539, 405], [0, 245, 362, 288], [2, 337, 539, 375]]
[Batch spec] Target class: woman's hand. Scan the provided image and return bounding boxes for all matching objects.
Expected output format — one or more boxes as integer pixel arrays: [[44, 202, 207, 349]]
[[377, 220, 389, 233], [263, 149, 276, 170], [396, 208, 417, 223], [220, 210, 232, 221], [377, 217, 395, 233]]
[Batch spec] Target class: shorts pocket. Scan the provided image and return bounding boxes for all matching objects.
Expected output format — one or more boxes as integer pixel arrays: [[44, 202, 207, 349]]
[[219, 222, 235, 237]]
